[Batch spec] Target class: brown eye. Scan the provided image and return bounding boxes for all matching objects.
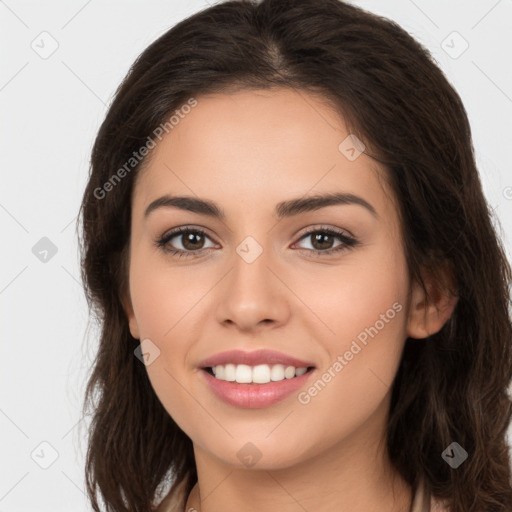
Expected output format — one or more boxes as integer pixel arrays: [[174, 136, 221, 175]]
[[156, 227, 216, 257], [180, 231, 206, 250], [309, 232, 336, 250], [294, 227, 358, 256]]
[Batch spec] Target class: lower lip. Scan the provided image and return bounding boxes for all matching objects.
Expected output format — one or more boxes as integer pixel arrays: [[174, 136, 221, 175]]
[[200, 368, 315, 409]]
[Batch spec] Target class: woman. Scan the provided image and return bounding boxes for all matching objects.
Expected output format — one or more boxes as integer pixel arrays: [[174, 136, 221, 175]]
[[78, 1, 512, 511]]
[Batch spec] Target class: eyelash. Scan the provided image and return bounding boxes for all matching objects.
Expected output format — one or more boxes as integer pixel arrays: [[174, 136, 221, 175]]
[[155, 225, 359, 259]]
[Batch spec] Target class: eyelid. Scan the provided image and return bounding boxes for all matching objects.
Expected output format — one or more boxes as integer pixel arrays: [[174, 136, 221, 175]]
[[157, 225, 217, 250], [295, 223, 356, 240], [292, 225, 358, 255]]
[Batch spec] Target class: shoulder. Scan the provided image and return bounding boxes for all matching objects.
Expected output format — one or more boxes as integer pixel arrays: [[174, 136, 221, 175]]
[[411, 476, 450, 512], [431, 495, 450, 512], [155, 476, 188, 512]]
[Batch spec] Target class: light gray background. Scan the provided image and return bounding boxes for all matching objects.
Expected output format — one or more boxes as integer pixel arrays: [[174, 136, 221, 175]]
[[1, 1, 511, 510]]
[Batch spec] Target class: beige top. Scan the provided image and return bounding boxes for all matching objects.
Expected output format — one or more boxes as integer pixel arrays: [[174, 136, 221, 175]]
[[156, 474, 449, 512]]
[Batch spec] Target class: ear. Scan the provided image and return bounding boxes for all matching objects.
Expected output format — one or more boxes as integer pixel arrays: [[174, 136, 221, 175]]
[[406, 263, 458, 339], [121, 292, 140, 340]]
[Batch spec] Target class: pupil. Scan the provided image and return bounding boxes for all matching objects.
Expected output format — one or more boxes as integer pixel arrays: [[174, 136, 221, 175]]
[[313, 233, 333, 250], [183, 232, 203, 250]]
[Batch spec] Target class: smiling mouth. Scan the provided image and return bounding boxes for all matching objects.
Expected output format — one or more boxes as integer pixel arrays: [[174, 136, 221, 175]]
[[203, 364, 316, 384]]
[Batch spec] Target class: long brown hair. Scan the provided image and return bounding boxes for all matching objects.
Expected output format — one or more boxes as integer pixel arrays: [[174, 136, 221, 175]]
[[77, 0, 512, 510]]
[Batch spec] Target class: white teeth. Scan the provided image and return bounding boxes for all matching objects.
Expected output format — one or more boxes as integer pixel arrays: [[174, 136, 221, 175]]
[[210, 363, 310, 383], [252, 364, 271, 384], [270, 364, 285, 381], [235, 364, 252, 383], [224, 363, 236, 381], [284, 366, 295, 379], [295, 367, 307, 377]]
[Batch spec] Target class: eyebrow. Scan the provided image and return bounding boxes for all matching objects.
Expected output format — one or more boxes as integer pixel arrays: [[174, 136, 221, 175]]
[[143, 192, 378, 220]]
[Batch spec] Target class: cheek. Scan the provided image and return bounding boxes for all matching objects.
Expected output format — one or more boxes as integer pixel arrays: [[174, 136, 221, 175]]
[[128, 247, 206, 340], [127, 250, 209, 418], [302, 242, 409, 346], [298, 244, 409, 401], [284, 273, 408, 456], [128, 250, 202, 427]]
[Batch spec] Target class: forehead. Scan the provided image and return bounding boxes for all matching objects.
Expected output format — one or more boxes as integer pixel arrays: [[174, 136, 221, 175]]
[[133, 88, 393, 219]]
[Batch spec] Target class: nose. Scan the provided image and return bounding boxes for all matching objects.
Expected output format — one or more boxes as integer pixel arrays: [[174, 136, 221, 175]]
[[214, 241, 291, 333]]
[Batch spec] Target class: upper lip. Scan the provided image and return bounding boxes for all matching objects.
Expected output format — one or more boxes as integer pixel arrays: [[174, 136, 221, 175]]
[[199, 349, 315, 369]]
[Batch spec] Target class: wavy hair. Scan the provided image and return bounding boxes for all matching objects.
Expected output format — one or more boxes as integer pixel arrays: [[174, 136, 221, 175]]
[[77, 0, 512, 510]]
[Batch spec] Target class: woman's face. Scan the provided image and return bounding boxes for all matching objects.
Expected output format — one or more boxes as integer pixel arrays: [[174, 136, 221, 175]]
[[125, 87, 422, 470]]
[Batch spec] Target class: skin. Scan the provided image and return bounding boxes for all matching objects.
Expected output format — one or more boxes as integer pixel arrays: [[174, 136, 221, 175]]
[[124, 87, 457, 512]]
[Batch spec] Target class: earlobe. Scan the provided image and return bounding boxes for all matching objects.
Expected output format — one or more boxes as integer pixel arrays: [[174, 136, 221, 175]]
[[128, 314, 140, 340], [121, 294, 140, 340], [406, 266, 458, 340]]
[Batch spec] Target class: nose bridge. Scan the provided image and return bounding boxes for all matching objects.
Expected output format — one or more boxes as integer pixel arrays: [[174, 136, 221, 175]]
[[230, 231, 274, 295], [225, 211, 273, 270]]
